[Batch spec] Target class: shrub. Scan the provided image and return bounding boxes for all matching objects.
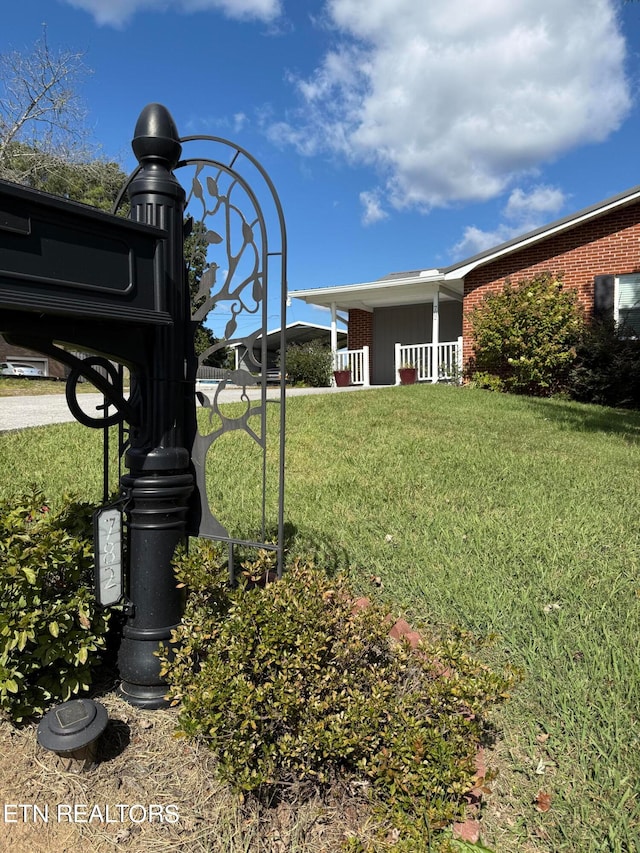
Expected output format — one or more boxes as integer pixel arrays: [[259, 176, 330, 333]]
[[568, 318, 640, 409], [0, 488, 110, 721], [467, 273, 585, 396], [159, 542, 517, 850], [282, 338, 332, 386], [469, 371, 505, 393]]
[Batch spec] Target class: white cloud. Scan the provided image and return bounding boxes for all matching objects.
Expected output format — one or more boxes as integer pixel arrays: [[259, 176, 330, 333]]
[[277, 0, 630, 213], [359, 190, 388, 225], [62, 0, 281, 27], [233, 112, 248, 132], [184, 110, 252, 135], [265, 120, 320, 156], [452, 183, 568, 257], [504, 185, 566, 222], [453, 224, 512, 258]]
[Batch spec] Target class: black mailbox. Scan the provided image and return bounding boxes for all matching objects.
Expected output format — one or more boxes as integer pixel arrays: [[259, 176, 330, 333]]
[[0, 180, 169, 327], [0, 102, 287, 711], [0, 107, 195, 710]]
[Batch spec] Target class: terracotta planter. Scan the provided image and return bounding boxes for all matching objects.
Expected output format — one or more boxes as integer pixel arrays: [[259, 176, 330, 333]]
[[399, 367, 418, 385], [333, 369, 351, 387]]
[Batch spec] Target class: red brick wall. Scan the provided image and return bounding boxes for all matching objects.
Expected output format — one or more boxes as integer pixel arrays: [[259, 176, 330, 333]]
[[347, 308, 373, 380], [463, 201, 640, 360], [347, 308, 373, 350]]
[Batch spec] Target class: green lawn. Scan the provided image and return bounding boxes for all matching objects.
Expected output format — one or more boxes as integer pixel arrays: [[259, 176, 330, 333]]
[[0, 377, 124, 396], [0, 384, 638, 852]]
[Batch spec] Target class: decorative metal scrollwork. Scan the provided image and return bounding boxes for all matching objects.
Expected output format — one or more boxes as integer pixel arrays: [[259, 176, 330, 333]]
[[177, 135, 287, 575], [110, 131, 287, 576], [65, 355, 130, 429]]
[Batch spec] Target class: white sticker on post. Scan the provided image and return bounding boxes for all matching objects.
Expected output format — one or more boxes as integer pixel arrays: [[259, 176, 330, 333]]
[[94, 506, 123, 607]]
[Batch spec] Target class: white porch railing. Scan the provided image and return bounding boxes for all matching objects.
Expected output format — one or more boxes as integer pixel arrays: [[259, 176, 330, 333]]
[[394, 337, 463, 384], [334, 346, 370, 386]]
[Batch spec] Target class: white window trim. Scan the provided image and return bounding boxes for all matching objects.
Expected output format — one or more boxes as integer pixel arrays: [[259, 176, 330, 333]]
[[614, 274, 640, 337]]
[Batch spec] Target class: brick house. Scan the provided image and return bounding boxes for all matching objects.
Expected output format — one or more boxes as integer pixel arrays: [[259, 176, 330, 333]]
[[291, 183, 640, 385]]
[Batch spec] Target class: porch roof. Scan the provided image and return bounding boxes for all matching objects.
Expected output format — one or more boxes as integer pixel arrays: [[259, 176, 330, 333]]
[[292, 272, 462, 312]]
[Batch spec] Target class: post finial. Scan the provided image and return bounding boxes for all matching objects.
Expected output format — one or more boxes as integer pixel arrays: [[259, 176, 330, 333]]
[[132, 103, 182, 169]]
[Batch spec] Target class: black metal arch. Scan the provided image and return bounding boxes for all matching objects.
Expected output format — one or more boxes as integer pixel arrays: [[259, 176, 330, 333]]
[[173, 135, 287, 579], [111, 130, 288, 579]]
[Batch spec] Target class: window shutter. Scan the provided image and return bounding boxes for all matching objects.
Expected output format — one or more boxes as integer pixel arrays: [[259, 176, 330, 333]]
[[593, 275, 614, 319]]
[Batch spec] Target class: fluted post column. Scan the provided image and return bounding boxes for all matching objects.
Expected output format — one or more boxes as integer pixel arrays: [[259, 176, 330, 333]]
[[117, 104, 194, 708]]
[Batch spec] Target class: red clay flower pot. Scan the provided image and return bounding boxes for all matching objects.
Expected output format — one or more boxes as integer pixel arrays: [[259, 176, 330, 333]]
[[399, 367, 418, 385]]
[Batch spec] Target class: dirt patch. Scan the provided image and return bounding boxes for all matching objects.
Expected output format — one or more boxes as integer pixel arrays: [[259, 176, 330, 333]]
[[0, 670, 372, 853]]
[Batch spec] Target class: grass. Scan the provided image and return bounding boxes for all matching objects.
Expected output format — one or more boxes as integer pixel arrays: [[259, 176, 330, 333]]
[[0, 377, 126, 396], [0, 378, 67, 396], [0, 384, 639, 851]]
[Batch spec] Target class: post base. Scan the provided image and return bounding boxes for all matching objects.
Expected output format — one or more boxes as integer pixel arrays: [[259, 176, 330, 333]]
[[116, 681, 171, 710], [116, 464, 192, 709]]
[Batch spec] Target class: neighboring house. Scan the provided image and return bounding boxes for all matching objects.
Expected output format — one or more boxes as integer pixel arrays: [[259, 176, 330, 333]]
[[0, 335, 66, 379], [230, 321, 348, 375], [292, 183, 640, 386], [0, 336, 129, 383]]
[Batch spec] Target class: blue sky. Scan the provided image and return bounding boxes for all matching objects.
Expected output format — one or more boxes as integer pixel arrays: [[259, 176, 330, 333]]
[[3, 0, 640, 336]]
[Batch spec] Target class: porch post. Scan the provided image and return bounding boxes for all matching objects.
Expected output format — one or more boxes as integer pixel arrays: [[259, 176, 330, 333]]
[[330, 301, 338, 370], [362, 345, 370, 386], [394, 342, 401, 385], [432, 288, 440, 383], [331, 302, 338, 362]]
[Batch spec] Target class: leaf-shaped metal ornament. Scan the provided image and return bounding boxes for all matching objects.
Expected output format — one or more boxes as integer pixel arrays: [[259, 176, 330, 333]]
[[252, 276, 262, 304], [224, 316, 237, 340], [192, 175, 204, 201], [206, 230, 223, 244], [206, 176, 219, 198], [242, 220, 254, 243]]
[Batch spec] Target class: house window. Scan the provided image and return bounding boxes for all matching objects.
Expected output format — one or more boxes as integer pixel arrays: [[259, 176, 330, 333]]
[[615, 274, 640, 336]]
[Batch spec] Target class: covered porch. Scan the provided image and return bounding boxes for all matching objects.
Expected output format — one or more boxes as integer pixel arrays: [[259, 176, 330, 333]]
[[291, 270, 464, 386]]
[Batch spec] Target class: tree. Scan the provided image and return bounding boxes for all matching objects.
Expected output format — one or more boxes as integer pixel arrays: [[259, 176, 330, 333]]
[[0, 30, 226, 365], [0, 28, 129, 214], [185, 219, 228, 367], [0, 28, 90, 185], [568, 318, 640, 409], [4, 141, 127, 211], [282, 339, 333, 387], [185, 219, 209, 308], [468, 273, 585, 396]]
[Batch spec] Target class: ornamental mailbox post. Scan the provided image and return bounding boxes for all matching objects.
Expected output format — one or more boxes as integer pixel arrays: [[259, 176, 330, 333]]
[[0, 103, 287, 708], [116, 105, 195, 708]]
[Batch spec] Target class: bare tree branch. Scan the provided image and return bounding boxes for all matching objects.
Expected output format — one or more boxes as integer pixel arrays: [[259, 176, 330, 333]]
[[0, 26, 92, 183]]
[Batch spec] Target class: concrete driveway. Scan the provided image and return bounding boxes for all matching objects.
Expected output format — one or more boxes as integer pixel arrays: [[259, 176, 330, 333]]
[[0, 383, 378, 432]]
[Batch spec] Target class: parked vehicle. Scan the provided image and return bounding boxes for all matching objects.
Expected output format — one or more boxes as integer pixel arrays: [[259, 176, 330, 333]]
[[0, 361, 44, 378]]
